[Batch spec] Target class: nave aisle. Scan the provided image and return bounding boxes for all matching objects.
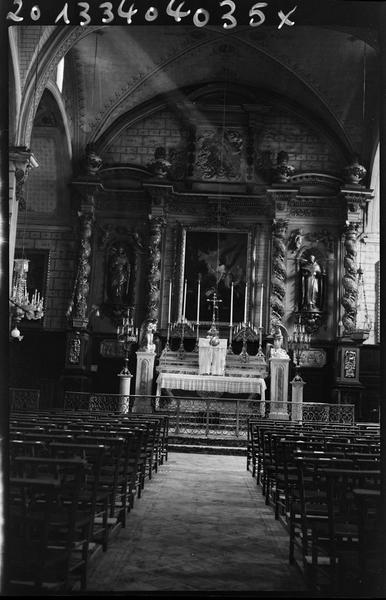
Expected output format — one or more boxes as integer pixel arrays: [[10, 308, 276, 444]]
[[86, 453, 307, 593]]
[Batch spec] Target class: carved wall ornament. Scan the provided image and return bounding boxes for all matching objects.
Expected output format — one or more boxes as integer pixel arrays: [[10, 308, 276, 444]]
[[343, 348, 357, 378], [304, 229, 336, 253], [148, 147, 172, 179], [99, 339, 125, 358], [343, 155, 367, 185], [194, 127, 245, 181], [15, 167, 29, 210], [206, 199, 232, 226], [68, 332, 81, 364], [83, 143, 103, 176], [298, 349, 327, 368], [288, 228, 303, 253], [273, 151, 295, 183], [289, 207, 337, 218]]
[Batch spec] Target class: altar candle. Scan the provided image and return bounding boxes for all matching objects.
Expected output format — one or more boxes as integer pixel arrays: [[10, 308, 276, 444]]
[[182, 279, 187, 322], [244, 283, 248, 324], [229, 282, 234, 327], [259, 283, 264, 328], [168, 281, 172, 324], [196, 278, 201, 325]]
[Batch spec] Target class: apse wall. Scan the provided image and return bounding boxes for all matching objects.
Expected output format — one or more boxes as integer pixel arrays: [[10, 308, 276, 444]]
[[102, 104, 346, 179]]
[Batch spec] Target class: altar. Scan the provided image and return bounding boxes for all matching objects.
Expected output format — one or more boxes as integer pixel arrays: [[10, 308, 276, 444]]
[[155, 371, 267, 399]]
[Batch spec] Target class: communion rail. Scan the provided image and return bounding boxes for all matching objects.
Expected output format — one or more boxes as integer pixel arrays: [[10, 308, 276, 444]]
[[57, 391, 356, 438]]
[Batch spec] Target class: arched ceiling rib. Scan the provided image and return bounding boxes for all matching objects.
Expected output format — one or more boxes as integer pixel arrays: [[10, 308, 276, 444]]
[[16, 18, 379, 162]]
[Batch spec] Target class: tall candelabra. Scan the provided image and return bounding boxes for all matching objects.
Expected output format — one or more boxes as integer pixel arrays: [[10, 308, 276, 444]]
[[288, 316, 311, 379], [117, 308, 139, 376], [10, 258, 44, 341]]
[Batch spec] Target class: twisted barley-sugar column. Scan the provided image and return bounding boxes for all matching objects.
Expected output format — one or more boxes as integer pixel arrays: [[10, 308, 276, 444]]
[[71, 208, 94, 324], [270, 220, 288, 329], [341, 222, 359, 334], [145, 216, 165, 325]]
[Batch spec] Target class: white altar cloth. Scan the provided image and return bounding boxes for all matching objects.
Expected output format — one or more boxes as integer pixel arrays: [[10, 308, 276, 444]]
[[156, 372, 266, 400], [198, 338, 227, 376]]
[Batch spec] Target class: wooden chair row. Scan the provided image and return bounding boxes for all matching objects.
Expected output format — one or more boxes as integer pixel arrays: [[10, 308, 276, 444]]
[[246, 419, 382, 595], [7, 411, 170, 593]]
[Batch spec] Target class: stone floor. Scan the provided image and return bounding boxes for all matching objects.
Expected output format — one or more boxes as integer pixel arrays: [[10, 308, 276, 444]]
[[86, 452, 308, 594]]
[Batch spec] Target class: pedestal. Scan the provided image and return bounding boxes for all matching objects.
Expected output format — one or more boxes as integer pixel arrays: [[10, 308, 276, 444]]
[[133, 350, 156, 413], [269, 353, 290, 420], [291, 375, 305, 422], [118, 373, 132, 396]]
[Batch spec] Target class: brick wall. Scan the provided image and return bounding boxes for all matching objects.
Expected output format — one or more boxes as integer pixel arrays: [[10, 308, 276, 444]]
[[103, 110, 187, 166], [28, 135, 58, 213], [257, 110, 344, 174], [103, 106, 344, 176]]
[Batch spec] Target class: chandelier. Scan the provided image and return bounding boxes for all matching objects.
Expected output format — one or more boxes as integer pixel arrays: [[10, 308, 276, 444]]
[[288, 315, 311, 377], [10, 258, 44, 340], [351, 266, 372, 342]]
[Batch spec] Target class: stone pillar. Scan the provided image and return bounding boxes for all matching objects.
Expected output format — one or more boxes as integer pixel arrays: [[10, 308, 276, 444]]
[[133, 350, 156, 413], [9, 147, 39, 294], [291, 375, 305, 422], [269, 354, 291, 419], [63, 148, 103, 389]]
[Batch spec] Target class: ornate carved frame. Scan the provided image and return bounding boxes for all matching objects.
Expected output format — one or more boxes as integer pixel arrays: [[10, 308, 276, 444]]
[[175, 225, 254, 326]]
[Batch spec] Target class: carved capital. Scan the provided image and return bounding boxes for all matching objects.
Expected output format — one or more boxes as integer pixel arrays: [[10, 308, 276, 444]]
[[10, 147, 39, 210]]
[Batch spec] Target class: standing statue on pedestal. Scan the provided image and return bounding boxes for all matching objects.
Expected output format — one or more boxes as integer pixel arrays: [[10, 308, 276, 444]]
[[144, 320, 157, 352], [300, 254, 323, 311], [108, 244, 131, 305]]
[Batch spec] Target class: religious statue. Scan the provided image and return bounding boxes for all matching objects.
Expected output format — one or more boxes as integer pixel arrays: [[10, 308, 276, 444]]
[[270, 326, 288, 358], [144, 320, 157, 352], [300, 254, 323, 311], [107, 244, 131, 304]]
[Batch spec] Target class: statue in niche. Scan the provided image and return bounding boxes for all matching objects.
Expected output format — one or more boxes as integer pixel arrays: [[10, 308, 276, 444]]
[[300, 254, 324, 311], [107, 244, 131, 305]]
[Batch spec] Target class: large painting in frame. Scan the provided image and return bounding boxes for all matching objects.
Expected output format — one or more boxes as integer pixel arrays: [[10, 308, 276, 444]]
[[183, 230, 249, 325]]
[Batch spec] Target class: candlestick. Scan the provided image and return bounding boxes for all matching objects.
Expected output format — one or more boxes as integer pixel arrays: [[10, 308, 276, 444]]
[[168, 281, 172, 324], [182, 279, 187, 322], [243, 283, 248, 324], [229, 282, 234, 327], [259, 283, 264, 328], [196, 278, 201, 325]]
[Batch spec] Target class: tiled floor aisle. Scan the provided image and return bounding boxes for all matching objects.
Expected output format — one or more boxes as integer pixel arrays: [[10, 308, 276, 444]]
[[87, 452, 308, 593]]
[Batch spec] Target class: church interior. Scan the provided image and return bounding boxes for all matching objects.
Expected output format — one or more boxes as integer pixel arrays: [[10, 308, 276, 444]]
[[6, 0, 386, 596]]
